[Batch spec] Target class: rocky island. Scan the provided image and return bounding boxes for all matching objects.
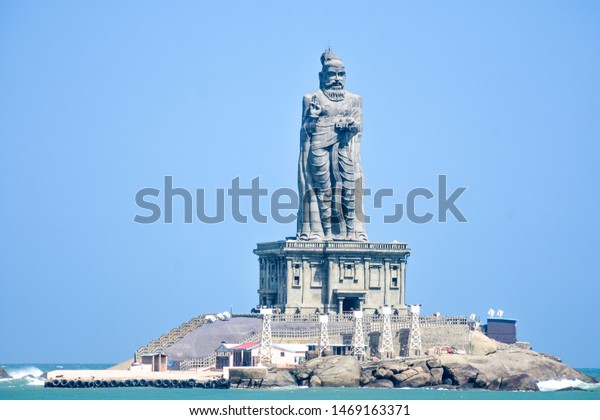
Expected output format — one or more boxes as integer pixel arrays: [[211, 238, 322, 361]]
[[260, 332, 597, 391]]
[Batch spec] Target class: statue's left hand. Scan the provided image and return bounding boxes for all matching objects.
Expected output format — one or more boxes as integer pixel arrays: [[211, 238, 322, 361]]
[[335, 117, 358, 132]]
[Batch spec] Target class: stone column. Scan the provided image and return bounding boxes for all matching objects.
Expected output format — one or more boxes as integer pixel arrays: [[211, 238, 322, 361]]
[[384, 259, 391, 306], [286, 258, 293, 308], [278, 258, 283, 306], [400, 260, 406, 308], [363, 258, 370, 290], [302, 257, 309, 305], [260, 258, 265, 289], [326, 258, 335, 312], [265, 259, 270, 291]]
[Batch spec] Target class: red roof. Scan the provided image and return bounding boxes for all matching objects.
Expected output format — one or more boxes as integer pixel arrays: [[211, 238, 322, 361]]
[[230, 341, 260, 350]]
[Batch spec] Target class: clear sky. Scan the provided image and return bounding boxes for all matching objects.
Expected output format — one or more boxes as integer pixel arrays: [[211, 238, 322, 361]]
[[1, 1, 599, 367]]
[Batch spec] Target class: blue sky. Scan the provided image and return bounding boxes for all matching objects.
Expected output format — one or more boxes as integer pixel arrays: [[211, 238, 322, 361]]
[[1, 1, 599, 367]]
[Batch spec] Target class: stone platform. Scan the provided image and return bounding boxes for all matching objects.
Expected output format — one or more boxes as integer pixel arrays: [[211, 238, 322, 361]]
[[254, 240, 411, 315]]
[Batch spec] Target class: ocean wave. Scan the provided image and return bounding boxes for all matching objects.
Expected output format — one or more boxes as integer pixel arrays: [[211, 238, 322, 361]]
[[538, 379, 600, 392], [4, 366, 44, 379], [24, 376, 45, 386]]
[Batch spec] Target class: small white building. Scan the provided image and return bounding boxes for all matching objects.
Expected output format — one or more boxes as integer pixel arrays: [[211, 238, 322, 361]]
[[218, 342, 307, 368]]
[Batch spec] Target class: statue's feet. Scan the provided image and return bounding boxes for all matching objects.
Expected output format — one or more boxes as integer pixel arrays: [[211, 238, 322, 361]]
[[297, 233, 311, 241]]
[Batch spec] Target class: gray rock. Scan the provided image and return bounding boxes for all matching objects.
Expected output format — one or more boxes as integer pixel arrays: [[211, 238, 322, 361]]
[[439, 347, 598, 387], [474, 372, 489, 388], [442, 363, 481, 386], [379, 361, 409, 374], [360, 371, 375, 386], [305, 356, 360, 387], [309, 375, 322, 387], [364, 379, 394, 388], [499, 374, 539, 391], [426, 358, 442, 369], [409, 360, 431, 374], [0, 367, 11, 379], [430, 367, 444, 385], [398, 372, 433, 388], [487, 378, 502, 391], [296, 371, 311, 381], [374, 367, 394, 380], [262, 370, 297, 388], [393, 369, 419, 385]]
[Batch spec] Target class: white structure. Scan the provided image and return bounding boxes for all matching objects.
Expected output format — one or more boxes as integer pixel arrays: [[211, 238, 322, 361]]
[[352, 310, 366, 361], [226, 342, 308, 367], [319, 315, 330, 356], [379, 306, 394, 359], [258, 308, 273, 365], [407, 304, 422, 357]]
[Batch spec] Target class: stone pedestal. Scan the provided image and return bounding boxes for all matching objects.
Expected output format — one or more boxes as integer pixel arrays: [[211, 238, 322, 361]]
[[254, 240, 410, 315]]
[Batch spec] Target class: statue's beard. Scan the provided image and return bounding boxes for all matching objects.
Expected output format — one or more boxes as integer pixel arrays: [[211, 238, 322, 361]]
[[322, 86, 345, 102]]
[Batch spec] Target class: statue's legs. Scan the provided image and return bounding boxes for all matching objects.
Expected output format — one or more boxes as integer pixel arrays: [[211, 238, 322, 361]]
[[338, 142, 356, 240], [309, 146, 332, 240]]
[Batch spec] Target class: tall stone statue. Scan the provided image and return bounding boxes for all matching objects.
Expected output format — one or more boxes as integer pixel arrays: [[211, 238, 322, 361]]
[[297, 51, 368, 242]]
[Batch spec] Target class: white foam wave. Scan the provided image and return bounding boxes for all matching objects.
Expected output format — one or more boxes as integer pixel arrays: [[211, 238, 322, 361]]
[[538, 379, 600, 392], [24, 376, 45, 386], [4, 366, 44, 379]]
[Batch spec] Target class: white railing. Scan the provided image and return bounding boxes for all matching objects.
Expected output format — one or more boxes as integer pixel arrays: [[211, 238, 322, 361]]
[[255, 241, 409, 252], [180, 354, 216, 371]]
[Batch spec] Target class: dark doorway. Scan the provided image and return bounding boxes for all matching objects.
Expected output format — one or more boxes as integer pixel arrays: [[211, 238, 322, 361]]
[[342, 297, 359, 313]]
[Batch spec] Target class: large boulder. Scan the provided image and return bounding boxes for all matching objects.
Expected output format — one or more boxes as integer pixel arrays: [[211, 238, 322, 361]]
[[360, 370, 375, 386], [426, 358, 442, 369], [474, 372, 489, 388], [0, 367, 11, 379], [440, 349, 597, 385], [392, 368, 420, 385], [499, 374, 539, 391], [378, 361, 409, 374], [364, 379, 394, 388], [430, 367, 444, 385], [262, 370, 297, 388], [309, 375, 322, 387], [374, 367, 395, 380], [305, 356, 361, 387], [398, 372, 434, 388], [470, 331, 500, 355], [442, 362, 481, 386]]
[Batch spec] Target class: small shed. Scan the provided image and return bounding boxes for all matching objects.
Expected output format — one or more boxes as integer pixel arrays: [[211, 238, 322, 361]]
[[140, 353, 168, 372], [214, 343, 233, 369], [485, 318, 517, 344]]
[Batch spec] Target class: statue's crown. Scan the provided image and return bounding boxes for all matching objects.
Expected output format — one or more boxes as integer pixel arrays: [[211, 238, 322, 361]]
[[320, 50, 343, 66]]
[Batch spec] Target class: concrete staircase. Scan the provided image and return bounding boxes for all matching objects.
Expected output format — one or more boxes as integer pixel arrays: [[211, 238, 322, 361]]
[[136, 315, 207, 360]]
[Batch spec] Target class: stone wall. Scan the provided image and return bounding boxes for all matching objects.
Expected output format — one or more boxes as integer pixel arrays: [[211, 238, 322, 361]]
[[397, 325, 471, 356], [270, 322, 471, 357]]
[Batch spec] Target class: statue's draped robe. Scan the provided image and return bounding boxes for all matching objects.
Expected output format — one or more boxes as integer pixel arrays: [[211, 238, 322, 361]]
[[297, 90, 368, 241]]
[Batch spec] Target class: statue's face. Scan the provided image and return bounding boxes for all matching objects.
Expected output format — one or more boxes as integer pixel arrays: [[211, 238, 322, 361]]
[[320, 63, 346, 91]]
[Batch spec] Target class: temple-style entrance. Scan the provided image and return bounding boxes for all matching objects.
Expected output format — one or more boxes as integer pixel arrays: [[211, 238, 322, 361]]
[[342, 297, 360, 313]]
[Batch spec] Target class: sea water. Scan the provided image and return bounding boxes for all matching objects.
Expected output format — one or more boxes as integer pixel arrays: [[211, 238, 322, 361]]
[[1, 364, 599, 400]]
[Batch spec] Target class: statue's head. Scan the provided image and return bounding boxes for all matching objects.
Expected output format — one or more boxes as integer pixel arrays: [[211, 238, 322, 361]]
[[319, 51, 346, 101]]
